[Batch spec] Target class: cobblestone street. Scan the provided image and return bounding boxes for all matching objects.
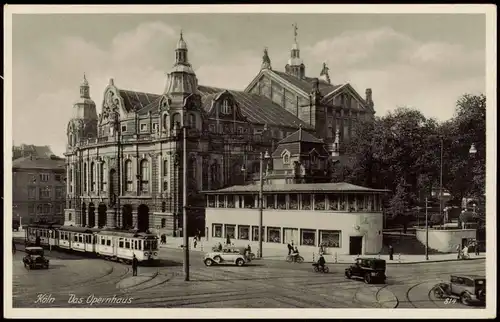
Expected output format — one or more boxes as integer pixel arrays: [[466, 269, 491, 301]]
[[12, 247, 486, 309]]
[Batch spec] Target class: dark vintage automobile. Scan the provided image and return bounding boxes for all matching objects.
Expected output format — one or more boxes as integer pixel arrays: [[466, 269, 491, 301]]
[[23, 246, 49, 270], [345, 257, 386, 284], [433, 275, 486, 306]]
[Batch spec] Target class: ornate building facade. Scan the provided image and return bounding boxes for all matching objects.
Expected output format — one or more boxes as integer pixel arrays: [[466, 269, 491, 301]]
[[63, 29, 376, 237]]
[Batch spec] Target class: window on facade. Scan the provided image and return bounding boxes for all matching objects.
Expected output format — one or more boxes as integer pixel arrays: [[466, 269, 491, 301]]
[[101, 162, 107, 192], [283, 153, 290, 165], [227, 196, 235, 208], [340, 194, 348, 211], [267, 227, 281, 243], [39, 187, 51, 199], [125, 240, 131, 249], [40, 173, 50, 182], [152, 123, 158, 133], [243, 195, 255, 209], [222, 100, 231, 114], [207, 195, 215, 208], [277, 194, 286, 210], [265, 195, 274, 209], [319, 230, 341, 248], [68, 213, 72, 221], [314, 194, 326, 210], [212, 224, 222, 238], [140, 160, 149, 192], [55, 187, 64, 199], [55, 174, 62, 182], [329, 194, 339, 210], [28, 204, 35, 214], [188, 113, 196, 128], [301, 229, 316, 246], [90, 162, 96, 191], [106, 239, 111, 246], [28, 187, 36, 199], [161, 218, 166, 228], [225, 225, 236, 239], [301, 194, 311, 210], [357, 195, 366, 211], [348, 194, 356, 212], [140, 123, 148, 132], [83, 163, 88, 192], [125, 160, 133, 192], [121, 125, 127, 133], [252, 226, 265, 241], [283, 228, 298, 245], [163, 114, 169, 131], [43, 204, 50, 214], [238, 225, 250, 240], [289, 194, 298, 210]]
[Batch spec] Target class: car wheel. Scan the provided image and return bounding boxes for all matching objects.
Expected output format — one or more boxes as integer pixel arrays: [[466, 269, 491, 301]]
[[236, 259, 244, 267], [364, 273, 372, 284], [460, 292, 471, 306], [213, 256, 222, 263], [433, 287, 444, 299], [204, 259, 214, 266], [345, 270, 352, 279]]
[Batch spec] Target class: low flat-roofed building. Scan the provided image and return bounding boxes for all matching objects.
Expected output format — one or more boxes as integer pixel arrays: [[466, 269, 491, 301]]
[[203, 182, 389, 256]]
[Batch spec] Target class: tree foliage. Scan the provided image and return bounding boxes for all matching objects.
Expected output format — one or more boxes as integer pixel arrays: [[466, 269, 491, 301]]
[[331, 93, 486, 216]]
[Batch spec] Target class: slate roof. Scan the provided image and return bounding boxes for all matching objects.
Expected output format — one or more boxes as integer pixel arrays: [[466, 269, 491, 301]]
[[118, 89, 161, 112], [13, 145, 55, 159], [271, 70, 343, 97], [13, 156, 66, 170], [198, 85, 312, 129], [203, 182, 391, 194]]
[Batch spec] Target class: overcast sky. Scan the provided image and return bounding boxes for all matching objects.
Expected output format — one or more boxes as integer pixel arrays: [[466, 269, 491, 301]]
[[11, 13, 486, 156]]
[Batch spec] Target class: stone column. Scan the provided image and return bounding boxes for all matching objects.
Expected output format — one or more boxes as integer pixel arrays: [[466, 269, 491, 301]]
[[85, 209, 90, 227], [94, 210, 99, 228], [106, 209, 116, 228], [132, 210, 138, 229]]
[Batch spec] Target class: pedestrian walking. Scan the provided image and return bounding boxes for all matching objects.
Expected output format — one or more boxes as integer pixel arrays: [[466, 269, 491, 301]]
[[132, 254, 139, 276], [388, 244, 394, 261], [287, 242, 293, 255], [456, 244, 461, 259], [474, 240, 480, 256], [193, 236, 198, 249]]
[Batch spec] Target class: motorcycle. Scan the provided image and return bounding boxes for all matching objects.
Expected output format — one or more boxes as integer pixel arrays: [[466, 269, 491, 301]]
[[286, 254, 304, 263], [312, 263, 329, 273]]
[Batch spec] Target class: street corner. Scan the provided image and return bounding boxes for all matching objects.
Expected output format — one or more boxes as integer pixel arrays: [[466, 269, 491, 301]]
[[116, 272, 157, 290]]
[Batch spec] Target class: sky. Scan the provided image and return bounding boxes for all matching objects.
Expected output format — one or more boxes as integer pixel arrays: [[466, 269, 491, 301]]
[[10, 12, 486, 157]]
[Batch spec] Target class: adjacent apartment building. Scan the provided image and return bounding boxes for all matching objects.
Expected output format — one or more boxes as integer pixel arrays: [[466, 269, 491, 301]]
[[12, 155, 66, 225]]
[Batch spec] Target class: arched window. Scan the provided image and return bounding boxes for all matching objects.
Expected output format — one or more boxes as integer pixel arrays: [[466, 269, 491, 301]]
[[90, 162, 96, 191], [125, 160, 133, 191], [163, 114, 168, 131], [161, 218, 166, 228], [140, 159, 149, 193], [283, 153, 290, 165], [68, 213, 72, 221], [101, 162, 107, 191], [69, 134, 73, 145], [83, 163, 88, 192]]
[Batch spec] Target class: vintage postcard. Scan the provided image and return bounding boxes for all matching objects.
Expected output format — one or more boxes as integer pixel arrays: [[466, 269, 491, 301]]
[[3, 4, 497, 319]]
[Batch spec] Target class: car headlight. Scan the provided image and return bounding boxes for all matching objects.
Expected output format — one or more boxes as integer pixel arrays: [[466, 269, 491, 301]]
[[144, 252, 149, 256]]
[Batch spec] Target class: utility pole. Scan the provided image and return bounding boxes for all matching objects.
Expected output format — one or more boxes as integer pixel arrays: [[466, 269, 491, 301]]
[[439, 137, 444, 227], [425, 197, 429, 260], [182, 125, 189, 281]]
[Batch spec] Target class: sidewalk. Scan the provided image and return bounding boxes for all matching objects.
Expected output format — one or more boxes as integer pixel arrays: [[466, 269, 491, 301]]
[[161, 237, 486, 265]]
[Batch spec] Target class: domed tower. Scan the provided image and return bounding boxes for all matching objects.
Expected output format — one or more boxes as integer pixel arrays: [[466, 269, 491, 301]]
[[285, 23, 306, 79], [164, 30, 199, 95], [67, 74, 98, 148]]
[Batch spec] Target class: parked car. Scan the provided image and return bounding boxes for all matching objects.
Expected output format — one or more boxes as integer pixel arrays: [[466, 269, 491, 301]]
[[23, 246, 49, 270], [204, 246, 249, 267], [345, 257, 386, 284], [433, 275, 486, 306]]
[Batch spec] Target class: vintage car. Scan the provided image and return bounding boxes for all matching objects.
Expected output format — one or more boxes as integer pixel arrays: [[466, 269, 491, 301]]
[[23, 246, 49, 270], [204, 246, 250, 267], [345, 257, 386, 284], [433, 275, 486, 306]]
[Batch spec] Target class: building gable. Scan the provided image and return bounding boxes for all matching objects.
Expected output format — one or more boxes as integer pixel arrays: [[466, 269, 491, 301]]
[[322, 84, 372, 112]]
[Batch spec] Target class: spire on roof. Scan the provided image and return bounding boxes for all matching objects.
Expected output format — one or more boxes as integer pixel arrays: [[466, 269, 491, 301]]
[[80, 73, 90, 98], [261, 47, 272, 70], [285, 22, 305, 79], [319, 62, 331, 84]]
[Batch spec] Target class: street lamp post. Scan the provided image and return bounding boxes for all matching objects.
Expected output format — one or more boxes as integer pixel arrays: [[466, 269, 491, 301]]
[[439, 137, 444, 228], [258, 151, 270, 259], [182, 125, 189, 281], [425, 197, 429, 260]]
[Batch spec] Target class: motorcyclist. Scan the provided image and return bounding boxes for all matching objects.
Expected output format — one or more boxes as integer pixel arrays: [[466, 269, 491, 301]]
[[317, 254, 326, 271]]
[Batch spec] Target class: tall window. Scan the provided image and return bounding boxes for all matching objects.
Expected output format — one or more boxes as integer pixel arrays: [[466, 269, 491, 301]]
[[222, 100, 230, 114], [140, 159, 149, 192], [83, 163, 88, 192], [188, 113, 196, 128], [40, 173, 50, 182], [39, 187, 51, 199], [101, 162, 107, 191], [125, 160, 133, 191], [163, 159, 169, 191], [90, 162, 96, 191]]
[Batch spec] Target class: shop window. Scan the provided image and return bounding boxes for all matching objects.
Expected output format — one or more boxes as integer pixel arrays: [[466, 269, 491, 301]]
[[328, 194, 339, 210], [301, 229, 316, 246], [227, 196, 235, 208], [289, 194, 298, 210], [319, 230, 341, 248], [265, 195, 274, 209], [238, 225, 250, 240], [301, 194, 312, 210], [225, 225, 236, 239], [277, 194, 286, 210], [314, 194, 326, 210], [207, 195, 215, 208], [267, 227, 281, 243], [244, 195, 255, 209], [212, 224, 222, 238], [252, 226, 265, 241]]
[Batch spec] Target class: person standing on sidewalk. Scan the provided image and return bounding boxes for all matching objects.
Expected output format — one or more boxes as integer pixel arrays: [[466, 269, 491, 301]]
[[388, 245, 394, 260], [193, 235, 198, 249], [132, 254, 138, 276], [474, 240, 480, 256]]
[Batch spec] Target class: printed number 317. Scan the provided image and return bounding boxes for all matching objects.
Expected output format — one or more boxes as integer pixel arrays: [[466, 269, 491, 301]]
[[444, 298, 457, 304]]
